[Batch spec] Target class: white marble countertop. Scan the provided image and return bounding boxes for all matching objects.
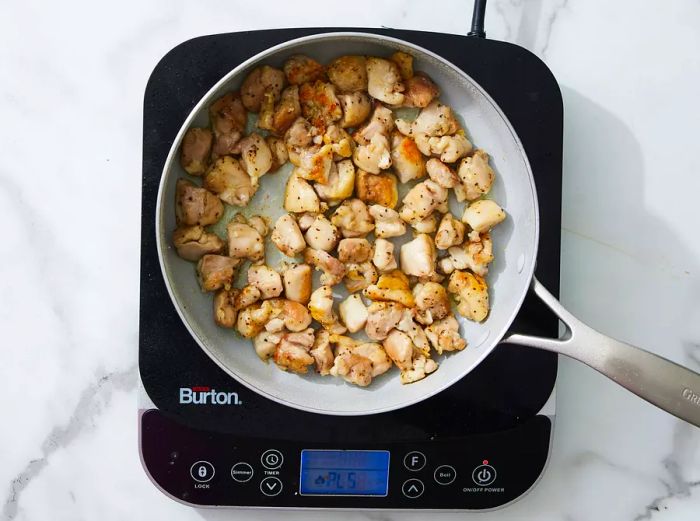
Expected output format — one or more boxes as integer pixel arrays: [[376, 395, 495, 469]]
[[2, 0, 699, 519]]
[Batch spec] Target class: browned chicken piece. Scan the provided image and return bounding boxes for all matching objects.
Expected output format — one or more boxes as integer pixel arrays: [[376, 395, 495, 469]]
[[410, 215, 436, 234], [227, 217, 265, 261], [338, 294, 368, 333], [284, 54, 325, 85], [353, 133, 392, 174], [365, 301, 405, 341], [326, 55, 368, 92], [284, 173, 321, 213], [172, 225, 224, 261], [237, 300, 273, 338], [435, 213, 466, 250], [396, 308, 431, 356], [353, 104, 394, 146], [391, 132, 426, 183], [295, 145, 334, 183], [299, 81, 342, 130], [322, 125, 354, 159], [197, 254, 240, 292], [248, 213, 269, 236], [304, 214, 340, 252], [266, 136, 289, 173], [203, 156, 256, 207], [369, 205, 406, 238], [344, 262, 378, 293], [421, 133, 473, 163], [310, 329, 334, 375], [331, 199, 375, 238], [240, 65, 286, 112], [447, 231, 494, 276], [403, 74, 440, 108], [254, 330, 284, 361], [209, 92, 247, 157], [354, 342, 393, 376], [304, 248, 347, 286], [462, 200, 506, 233], [308, 285, 340, 326], [366, 57, 405, 106], [238, 133, 272, 184], [399, 180, 448, 225], [425, 315, 466, 354], [234, 285, 261, 310], [400, 355, 438, 384], [382, 329, 414, 370], [457, 149, 495, 200], [453, 182, 469, 203], [247, 265, 283, 299], [296, 212, 318, 232], [408, 100, 460, 137], [314, 159, 355, 206], [426, 158, 460, 189], [271, 214, 306, 257], [448, 270, 489, 322], [180, 127, 213, 175], [337, 238, 372, 263], [257, 85, 301, 136], [213, 288, 237, 328], [400, 234, 437, 278], [390, 51, 413, 80], [284, 117, 314, 149], [412, 281, 450, 326], [175, 179, 224, 226], [363, 270, 415, 308], [355, 169, 399, 208], [372, 238, 398, 273], [269, 299, 313, 332], [282, 263, 312, 304], [274, 328, 316, 373], [338, 92, 372, 128], [331, 353, 373, 387]]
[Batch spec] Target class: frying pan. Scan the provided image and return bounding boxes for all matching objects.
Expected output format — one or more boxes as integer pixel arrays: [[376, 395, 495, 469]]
[[155, 32, 700, 426]]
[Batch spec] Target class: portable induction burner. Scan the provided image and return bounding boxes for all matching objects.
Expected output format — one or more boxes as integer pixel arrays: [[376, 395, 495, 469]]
[[139, 27, 563, 511]]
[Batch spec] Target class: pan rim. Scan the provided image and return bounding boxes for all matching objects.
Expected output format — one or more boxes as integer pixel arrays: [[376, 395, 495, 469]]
[[154, 31, 540, 416]]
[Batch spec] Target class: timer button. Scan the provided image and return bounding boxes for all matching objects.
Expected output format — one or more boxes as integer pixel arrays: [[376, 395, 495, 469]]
[[434, 465, 456, 485], [260, 476, 283, 496], [230, 462, 254, 483], [261, 449, 284, 469], [472, 463, 497, 486], [190, 461, 215, 483], [403, 451, 426, 471], [401, 478, 424, 498]]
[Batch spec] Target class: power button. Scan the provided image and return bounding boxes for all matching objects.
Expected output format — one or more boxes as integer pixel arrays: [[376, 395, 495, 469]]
[[472, 463, 496, 486]]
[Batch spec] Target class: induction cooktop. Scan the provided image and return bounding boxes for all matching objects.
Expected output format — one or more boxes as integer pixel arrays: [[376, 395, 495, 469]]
[[138, 27, 563, 511]]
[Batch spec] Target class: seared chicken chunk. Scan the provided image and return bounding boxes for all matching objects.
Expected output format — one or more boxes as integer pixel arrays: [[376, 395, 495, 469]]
[[172, 225, 224, 261], [365, 301, 404, 341], [284, 54, 325, 85], [366, 57, 405, 105], [448, 270, 489, 322], [447, 231, 494, 276], [344, 262, 378, 293], [426, 158, 460, 189], [372, 238, 398, 272], [247, 265, 283, 299], [299, 81, 342, 129], [237, 300, 273, 338], [457, 149, 495, 200], [175, 179, 224, 226], [267, 136, 289, 172], [304, 248, 347, 286], [364, 270, 415, 308], [180, 127, 213, 175], [354, 343, 393, 377], [399, 180, 448, 224], [331, 353, 373, 387], [331, 199, 375, 238], [234, 285, 261, 310], [422, 133, 473, 163], [308, 285, 340, 327], [400, 355, 438, 384], [269, 298, 313, 332], [353, 104, 394, 146], [400, 234, 437, 278], [406, 100, 459, 137], [271, 214, 306, 257], [326, 55, 368, 92], [295, 145, 334, 183], [396, 310, 430, 356], [337, 238, 373, 263], [240, 65, 286, 112], [411, 214, 438, 234], [204, 156, 256, 207], [391, 132, 426, 183], [314, 159, 355, 205], [369, 205, 406, 238], [285, 116, 314, 149], [227, 216, 265, 261], [297, 212, 318, 232], [304, 215, 339, 252], [322, 125, 353, 159], [257, 85, 301, 136], [282, 263, 312, 304], [274, 328, 316, 373], [355, 169, 399, 208], [435, 213, 466, 250], [254, 330, 284, 361], [413, 281, 450, 325], [338, 91, 372, 128], [403, 74, 439, 108], [239, 133, 273, 183], [310, 329, 334, 375], [284, 173, 321, 213], [390, 51, 413, 80], [462, 200, 506, 233], [213, 288, 237, 328], [197, 254, 240, 292], [425, 315, 466, 354], [353, 133, 392, 174], [209, 92, 247, 157], [383, 329, 413, 370], [339, 294, 368, 333]]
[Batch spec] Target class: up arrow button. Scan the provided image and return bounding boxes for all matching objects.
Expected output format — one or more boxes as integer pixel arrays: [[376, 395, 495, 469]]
[[401, 478, 425, 498]]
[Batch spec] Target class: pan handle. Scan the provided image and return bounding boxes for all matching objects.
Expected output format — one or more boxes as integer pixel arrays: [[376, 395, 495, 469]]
[[502, 277, 700, 428]]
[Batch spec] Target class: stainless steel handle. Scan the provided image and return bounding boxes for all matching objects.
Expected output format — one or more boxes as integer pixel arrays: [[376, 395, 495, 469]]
[[502, 277, 700, 427]]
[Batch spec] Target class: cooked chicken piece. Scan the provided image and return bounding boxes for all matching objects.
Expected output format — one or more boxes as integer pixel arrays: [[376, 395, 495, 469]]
[[413, 281, 450, 325], [400, 355, 438, 384], [355, 169, 399, 208], [284, 54, 325, 85], [270, 214, 305, 257], [247, 265, 283, 299], [366, 57, 405, 106], [448, 270, 489, 322], [425, 315, 466, 354], [284, 173, 321, 213], [257, 85, 301, 136], [453, 182, 469, 203], [295, 145, 333, 184], [435, 213, 466, 250], [344, 262, 379, 293], [322, 125, 353, 159], [390, 51, 413, 80], [281, 263, 312, 304], [203, 156, 256, 207], [284, 116, 314, 149], [410, 100, 460, 137], [180, 127, 213, 175], [237, 300, 273, 338], [227, 218, 265, 261], [308, 285, 338, 325], [339, 294, 368, 333], [437, 257, 455, 275], [403, 74, 439, 108], [304, 248, 347, 286], [383, 329, 414, 370], [400, 234, 437, 278], [209, 92, 247, 157], [175, 179, 224, 226], [426, 158, 460, 189], [399, 180, 448, 224], [447, 231, 494, 276], [331, 199, 375, 238], [337, 91, 372, 128], [365, 301, 405, 341], [331, 353, 373, 387], [353, 104, 394, 146], [304, 215, 339, 252], [266, 136, 289, 173], [247, 215, 269, 237], [457, 149, 495, 200], [462, 199, 506, 233], [274, 328, 316, 373], [268, 298, 313, 332], [233, 285, 261, 310], [309, 329, 334, 375], [253, 330, 284, 361], [412, 215, 438, 233], [424, 133, 473, 163], [213, 288, 237, 328], [172, 225, 224, 261], [353, 133, 392, 174], [396, 309, 430, 356], [197, 254, 240, 292], [299, 81, 342, 129], [363, 270, 415, 308], [391, 132, 426, 183], [238, 133, 272, 183], [369, 205, 406, 238], [240, 65, 286, 112], [296, 212, 318, 232], [314, 159, 355, 205], [372, 238, 398, 272], [330, 334, 359, 357], [353, 342, 393, 376], [326, 55, 368, 92], [337, 238, 372, 263]]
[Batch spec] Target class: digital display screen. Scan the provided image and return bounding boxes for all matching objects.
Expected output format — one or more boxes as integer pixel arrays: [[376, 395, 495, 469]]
[[299, 450, 390, 496]]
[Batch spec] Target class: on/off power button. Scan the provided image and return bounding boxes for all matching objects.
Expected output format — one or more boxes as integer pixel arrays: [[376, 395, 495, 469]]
[[472, 462, 496, 486]]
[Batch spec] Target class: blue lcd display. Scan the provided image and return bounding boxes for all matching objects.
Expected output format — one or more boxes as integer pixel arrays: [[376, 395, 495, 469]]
[[299, 450, 390, 496]]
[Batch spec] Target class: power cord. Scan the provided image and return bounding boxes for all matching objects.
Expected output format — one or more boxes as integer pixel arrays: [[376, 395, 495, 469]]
[[468, 0, 487, 38]]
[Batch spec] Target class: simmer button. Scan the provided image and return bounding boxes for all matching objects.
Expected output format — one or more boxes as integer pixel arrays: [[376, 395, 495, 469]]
[[230, 462, 254, 483]]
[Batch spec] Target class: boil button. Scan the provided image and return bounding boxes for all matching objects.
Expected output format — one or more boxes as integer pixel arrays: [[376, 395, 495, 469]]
[[434, 465, 456, 485], [401, 478, 424, 498]]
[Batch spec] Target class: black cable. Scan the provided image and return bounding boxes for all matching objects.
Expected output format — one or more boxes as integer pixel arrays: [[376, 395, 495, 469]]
[[468, 0, 487, 38]]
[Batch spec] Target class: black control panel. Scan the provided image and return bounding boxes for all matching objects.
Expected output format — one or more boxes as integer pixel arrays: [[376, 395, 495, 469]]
[[141, 410, 551, 509]]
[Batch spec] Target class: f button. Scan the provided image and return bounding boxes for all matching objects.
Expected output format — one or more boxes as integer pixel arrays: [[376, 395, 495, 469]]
[[403, 451, 426, 471]]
